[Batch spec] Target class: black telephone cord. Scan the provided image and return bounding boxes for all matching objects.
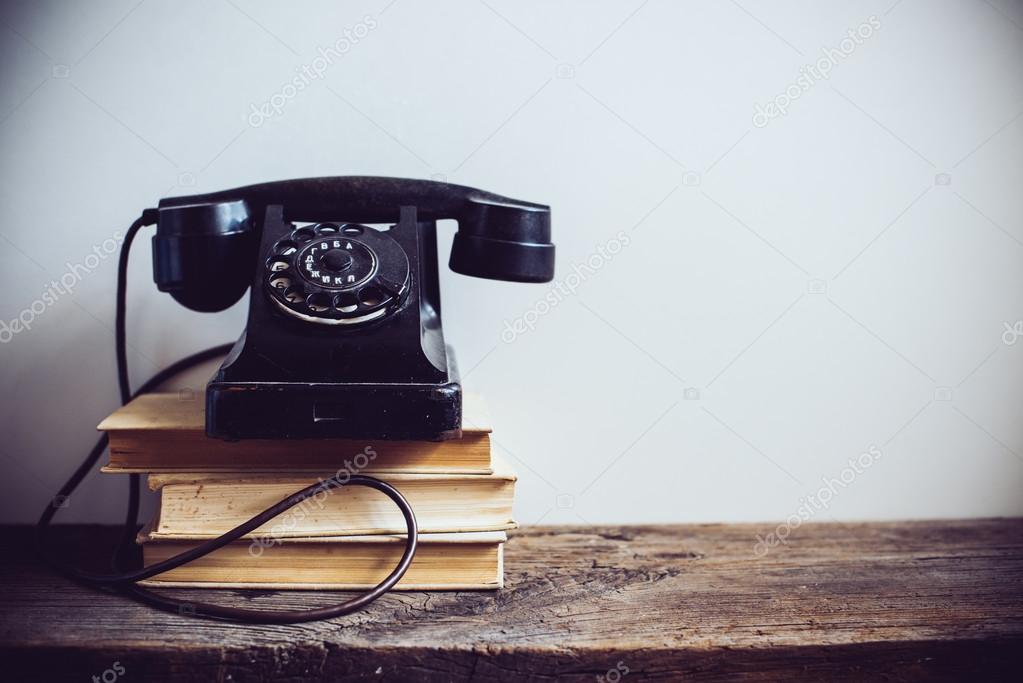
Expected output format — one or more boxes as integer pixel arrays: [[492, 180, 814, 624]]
[[35, 213, 418, 623]]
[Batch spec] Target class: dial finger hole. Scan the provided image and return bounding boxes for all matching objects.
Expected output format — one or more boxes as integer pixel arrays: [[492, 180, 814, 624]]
[[315, 223, 339, 234], [293, 228, 315, 243], [269, 274, 291, 289], [283, 286, 304, 304], [268, 255, 290, 272], [359, 286, 385, 308], [334, 292, 358, 313], [341, 225, 363, 236], [275, 239, 298, 256], [307, 292, 330, 312]]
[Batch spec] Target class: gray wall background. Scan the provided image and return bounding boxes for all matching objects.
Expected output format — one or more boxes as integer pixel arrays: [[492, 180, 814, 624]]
[[1, 0, 1021, 528]]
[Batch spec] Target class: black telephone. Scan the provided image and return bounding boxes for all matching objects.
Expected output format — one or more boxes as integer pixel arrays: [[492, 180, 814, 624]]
[[38, 177, 554, 623], [151, 177, 555, 441]]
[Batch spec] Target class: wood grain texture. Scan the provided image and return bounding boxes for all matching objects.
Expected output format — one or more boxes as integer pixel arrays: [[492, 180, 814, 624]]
[[3, 519, 1022, 681]]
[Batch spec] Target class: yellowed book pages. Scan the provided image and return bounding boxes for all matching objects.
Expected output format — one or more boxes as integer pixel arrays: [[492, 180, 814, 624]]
[[99, 392, 492, 473], [146, 455, 517, 538], [139, 530, 505, 590]]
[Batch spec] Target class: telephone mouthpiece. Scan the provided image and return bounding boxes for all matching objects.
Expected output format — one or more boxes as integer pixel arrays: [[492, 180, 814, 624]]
[[449, 193, 554, 283], [449, 233, 555, 283]]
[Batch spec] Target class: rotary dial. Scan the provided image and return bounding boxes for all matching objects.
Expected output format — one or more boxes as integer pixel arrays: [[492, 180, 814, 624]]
[[264, 222, 410, 326]]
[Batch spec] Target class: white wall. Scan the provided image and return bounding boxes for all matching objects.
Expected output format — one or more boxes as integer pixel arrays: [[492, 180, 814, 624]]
[[1, 0, 1021, 527]]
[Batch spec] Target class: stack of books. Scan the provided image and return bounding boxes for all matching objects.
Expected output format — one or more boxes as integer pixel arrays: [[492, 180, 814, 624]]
[[99, 393, 515, 590]]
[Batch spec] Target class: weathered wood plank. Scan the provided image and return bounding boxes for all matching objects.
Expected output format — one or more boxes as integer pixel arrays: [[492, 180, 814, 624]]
[[2, 519, 1021, 681]]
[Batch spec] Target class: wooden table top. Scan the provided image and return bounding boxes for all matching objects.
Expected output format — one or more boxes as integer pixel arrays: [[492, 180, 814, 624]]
[[2, 519, 1021, 681]]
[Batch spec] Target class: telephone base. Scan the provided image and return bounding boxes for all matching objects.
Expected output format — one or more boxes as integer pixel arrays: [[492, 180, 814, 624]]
[[205, 381, 462, 441]]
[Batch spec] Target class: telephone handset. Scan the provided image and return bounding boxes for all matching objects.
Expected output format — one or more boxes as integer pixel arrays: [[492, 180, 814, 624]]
[[152, 176, 555, 441]]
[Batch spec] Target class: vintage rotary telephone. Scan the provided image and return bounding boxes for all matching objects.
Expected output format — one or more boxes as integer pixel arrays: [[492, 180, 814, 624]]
[[153, 176, 554, 440], [38, 177, 554, 623]]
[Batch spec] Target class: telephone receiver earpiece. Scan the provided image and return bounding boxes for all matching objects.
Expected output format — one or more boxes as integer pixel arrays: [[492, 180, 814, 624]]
[[150, 198, 255, 312], [152, 177, 554, 312]]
